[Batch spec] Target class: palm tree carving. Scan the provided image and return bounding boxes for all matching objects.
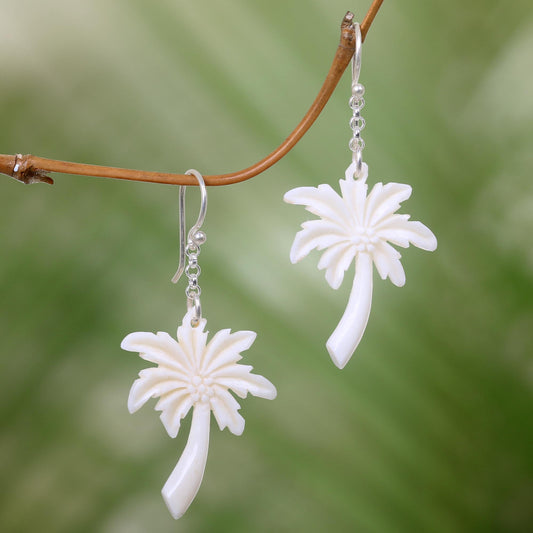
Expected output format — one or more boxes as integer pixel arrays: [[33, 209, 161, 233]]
[[121, 310, 277, 519], [284, 163, 437, 369]]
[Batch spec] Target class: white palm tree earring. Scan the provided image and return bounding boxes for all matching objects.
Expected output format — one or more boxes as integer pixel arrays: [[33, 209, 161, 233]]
[[284, 22, 437, 370], [121, 169, 277, 519]]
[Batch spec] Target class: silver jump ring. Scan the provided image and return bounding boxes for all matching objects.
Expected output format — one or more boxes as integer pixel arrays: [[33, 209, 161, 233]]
[[353, 149, 363, 177], [187, 294, 202, 328]]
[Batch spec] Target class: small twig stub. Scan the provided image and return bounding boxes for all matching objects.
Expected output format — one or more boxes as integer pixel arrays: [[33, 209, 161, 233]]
[[11, 154, 53, 185]]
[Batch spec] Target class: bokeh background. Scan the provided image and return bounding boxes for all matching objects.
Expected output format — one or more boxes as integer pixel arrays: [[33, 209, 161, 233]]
[[1, 1, 532, 531]]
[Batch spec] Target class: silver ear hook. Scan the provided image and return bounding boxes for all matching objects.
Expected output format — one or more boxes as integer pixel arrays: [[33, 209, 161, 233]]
[[171, 169, 207, 284], [171, 169, 207, 327], [351, 22, 362, 87]]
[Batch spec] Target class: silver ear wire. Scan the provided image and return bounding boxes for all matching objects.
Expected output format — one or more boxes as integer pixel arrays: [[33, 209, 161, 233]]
[[351, 22, 362, 87], [172, 169, 207, 284], [171, 169, 207, 327]]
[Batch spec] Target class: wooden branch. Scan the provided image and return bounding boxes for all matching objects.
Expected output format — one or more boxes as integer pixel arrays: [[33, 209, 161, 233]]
[[0, 1, 384, 187]]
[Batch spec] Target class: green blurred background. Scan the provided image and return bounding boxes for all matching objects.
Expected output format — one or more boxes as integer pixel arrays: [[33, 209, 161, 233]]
[[1, 1, 532, 531]]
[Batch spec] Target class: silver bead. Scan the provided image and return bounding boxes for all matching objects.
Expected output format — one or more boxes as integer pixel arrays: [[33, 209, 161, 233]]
[[192, 230, 207, 245], [351, 83, 365, 98]]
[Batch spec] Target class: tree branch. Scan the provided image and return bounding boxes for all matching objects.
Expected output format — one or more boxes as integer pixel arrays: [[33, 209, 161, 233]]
[[0, 1, 384, 187]]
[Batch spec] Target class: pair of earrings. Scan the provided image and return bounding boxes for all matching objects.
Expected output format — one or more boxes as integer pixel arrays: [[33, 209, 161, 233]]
[[121, 23, 437, 520]]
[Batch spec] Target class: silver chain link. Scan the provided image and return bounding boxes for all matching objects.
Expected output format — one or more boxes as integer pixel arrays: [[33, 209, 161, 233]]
[[184, 230, 205, 302], [184, 230, 206, 328], [185, 243, 201, 300], [348, 82, 366, 176]]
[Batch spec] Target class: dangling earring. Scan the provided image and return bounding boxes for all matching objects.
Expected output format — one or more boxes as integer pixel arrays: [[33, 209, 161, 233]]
[[284, 23, 437, 369], [121, 170, 277, 519]]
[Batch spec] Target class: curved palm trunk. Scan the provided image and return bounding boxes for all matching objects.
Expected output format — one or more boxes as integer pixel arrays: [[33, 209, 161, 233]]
[[326, 253, 373, 369], [162, 402, 211, 519]]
